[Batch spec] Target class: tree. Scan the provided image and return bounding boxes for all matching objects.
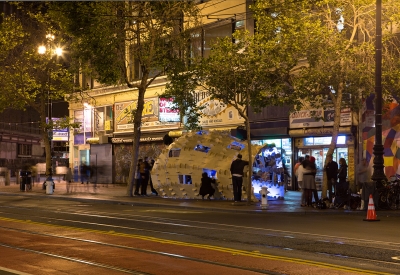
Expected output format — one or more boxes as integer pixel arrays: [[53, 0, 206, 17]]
[[0, 5, 75, 178], [252, 0, 400, 196], [165, 31, 289, 203], [49, 1, 201, 196]]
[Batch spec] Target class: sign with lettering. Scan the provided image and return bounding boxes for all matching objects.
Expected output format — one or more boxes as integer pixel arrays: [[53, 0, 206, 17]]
[[159, 98, 180, 122], [114, 98, 179, 132], [290, 108, 352, 128], [196, 95, 244, 127], [111, 137, 164, 143]]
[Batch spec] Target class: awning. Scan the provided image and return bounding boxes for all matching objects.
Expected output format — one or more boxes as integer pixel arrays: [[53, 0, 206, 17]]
[[289, 126, 353, 137], [250, 127, 288, 138]]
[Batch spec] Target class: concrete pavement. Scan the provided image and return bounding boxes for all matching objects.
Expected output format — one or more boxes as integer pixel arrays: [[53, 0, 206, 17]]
[[0, 178, 390, 215]]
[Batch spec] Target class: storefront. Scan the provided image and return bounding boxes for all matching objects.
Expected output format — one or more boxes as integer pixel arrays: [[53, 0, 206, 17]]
[[289, 108, 356, 191], [292, 133, 355, 190]]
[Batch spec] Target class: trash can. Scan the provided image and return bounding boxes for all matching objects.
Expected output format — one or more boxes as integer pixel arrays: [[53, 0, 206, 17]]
[[45, 179, 54, 194], [20, 170, 31, 191]]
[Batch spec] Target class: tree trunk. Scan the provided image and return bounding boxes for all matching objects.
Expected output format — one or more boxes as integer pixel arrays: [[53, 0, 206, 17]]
[[321, 85, 343, 199], [246, 117, 253, 204], [126, 85, 146, 196], [245, 89, 253, 204]]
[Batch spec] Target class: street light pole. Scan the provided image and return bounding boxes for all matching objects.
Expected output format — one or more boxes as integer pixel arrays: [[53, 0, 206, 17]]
[[38, 34, 63, 186], [371, 0, 386, 184]]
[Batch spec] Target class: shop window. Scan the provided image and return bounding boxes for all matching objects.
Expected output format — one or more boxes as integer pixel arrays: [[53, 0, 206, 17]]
[[169, 149, 181, 157], [203, 168, 217, 179], [194, 144, 210, 153], [178, 174, 192, 184], [204, 23, 233, 58], [227, 141, 244, 151], [18, 144, 32, 157]]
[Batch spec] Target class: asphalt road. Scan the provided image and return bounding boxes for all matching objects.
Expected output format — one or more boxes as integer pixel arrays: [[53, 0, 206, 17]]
[[0, 195, 399, 275]]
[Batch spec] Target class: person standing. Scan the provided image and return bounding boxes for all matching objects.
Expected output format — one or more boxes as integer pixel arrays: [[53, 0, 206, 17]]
[[134, 159, 143, 196], [296, 158, 311, 207], [80, 162, 88, 184], [65, 166, 73, 193], [337, 158, 348, 187], [337, 158, 349, 208], [324, 155, 338, 202], [230, 154, 249, 202], [357, 158, 370, 193], [293, 157, 304, 191], [302, 156, 317, 207], [149, 159, 158, 195], [140, 157, 151, 196]]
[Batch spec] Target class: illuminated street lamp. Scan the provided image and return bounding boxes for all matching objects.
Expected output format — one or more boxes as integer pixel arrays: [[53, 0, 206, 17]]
[[38, 34, 63, 184]]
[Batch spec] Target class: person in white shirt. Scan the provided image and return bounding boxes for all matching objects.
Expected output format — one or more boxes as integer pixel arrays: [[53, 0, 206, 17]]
[[296, 156, 311, 207]]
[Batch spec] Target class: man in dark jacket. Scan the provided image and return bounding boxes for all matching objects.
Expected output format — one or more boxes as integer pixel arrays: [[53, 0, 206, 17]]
[[324, 155, 338, 202], [139, 157, 151, 196], [230, 154, 249, 202]]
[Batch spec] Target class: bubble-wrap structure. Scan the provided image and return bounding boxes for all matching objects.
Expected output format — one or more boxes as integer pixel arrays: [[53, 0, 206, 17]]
[[151, 130, 262, 201]]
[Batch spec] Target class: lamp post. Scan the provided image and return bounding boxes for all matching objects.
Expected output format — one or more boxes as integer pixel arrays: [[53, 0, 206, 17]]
[[371, 0, 386, 184], [38, 34, 63, 184]]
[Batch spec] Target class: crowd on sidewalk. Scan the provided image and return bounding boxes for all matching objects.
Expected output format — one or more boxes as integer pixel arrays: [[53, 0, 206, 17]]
[[294, 154, 370, 210]]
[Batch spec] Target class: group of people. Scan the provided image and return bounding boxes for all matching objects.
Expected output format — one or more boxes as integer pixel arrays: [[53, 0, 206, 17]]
[[295, 154, 348, 207], [134, 157, 158, 196]]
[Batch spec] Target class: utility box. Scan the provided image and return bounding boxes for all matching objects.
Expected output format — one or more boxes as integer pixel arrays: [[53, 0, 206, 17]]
[[261, 186, 269, 209], [45, 179, 54, 194]]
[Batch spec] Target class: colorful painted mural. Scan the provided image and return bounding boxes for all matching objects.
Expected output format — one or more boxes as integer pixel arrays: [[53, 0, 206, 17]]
[[362, 95, 400, 177]]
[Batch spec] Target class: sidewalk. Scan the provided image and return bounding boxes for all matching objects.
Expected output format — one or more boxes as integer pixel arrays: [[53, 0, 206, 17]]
[[0, 179, 385, 214]]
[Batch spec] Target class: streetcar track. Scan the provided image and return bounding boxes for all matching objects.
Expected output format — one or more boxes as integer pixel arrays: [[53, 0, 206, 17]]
[[3, 205, 399, 252], [1, 205, 400, 273], [0, 222, 394, 275], [0, 226, 284, 275], [0, 242, 150, 275]]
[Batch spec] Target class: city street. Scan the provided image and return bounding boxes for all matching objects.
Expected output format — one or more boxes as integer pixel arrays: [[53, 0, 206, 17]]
[[0, 182, 399, 275]]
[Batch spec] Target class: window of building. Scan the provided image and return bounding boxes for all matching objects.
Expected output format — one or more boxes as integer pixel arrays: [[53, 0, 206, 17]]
[[204, 23, 233, 58], [94, 106, 113, 135], [18, 144, 32, 157], [169, 148, 181, 157]]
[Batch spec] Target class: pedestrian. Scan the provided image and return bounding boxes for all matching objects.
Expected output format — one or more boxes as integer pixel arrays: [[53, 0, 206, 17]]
[[336, 158, 349, 208], [134, 159, 143, 196], [338, 158, 348, 186], [357, 158, 370, 193], [296, 157, 311, 206], [140, 157, 151, 196], [80, 162, 88, 184], [282, 165, 291, 192], [302, 156, 317, 207], [149, 159, 158, 195], [230, 153, 249, 202], [293, 157, 304, 191], [324, 155, 338, 202], [65, 166, 73, 193], [199, 172, 215, 200]]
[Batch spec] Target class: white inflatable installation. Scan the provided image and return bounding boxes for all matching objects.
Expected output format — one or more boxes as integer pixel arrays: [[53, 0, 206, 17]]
[[151, 130, 288, 201]]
